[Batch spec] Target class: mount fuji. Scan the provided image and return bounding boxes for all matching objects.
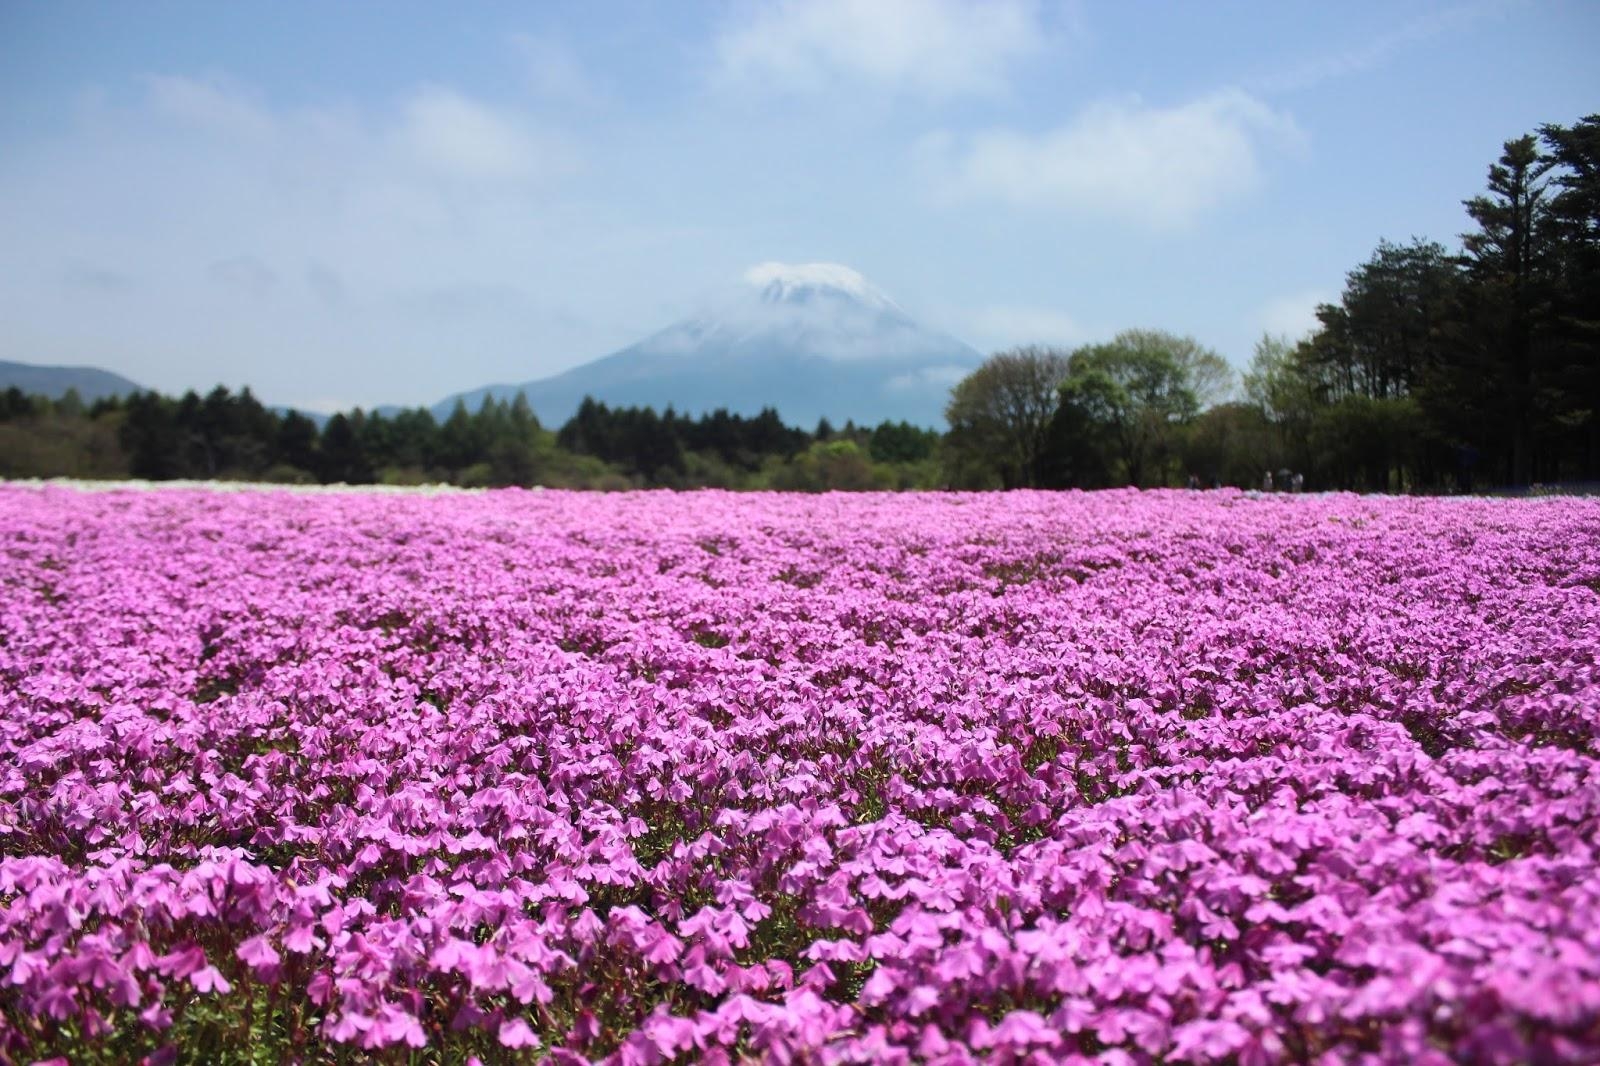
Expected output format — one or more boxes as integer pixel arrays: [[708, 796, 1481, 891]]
[[432, 263, 983, 429]]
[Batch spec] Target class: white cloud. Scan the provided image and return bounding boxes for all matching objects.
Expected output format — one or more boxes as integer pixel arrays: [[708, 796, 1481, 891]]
[[919, 89, 1303, 227], [885, 364, 971, 391], [714, 0, 1045, 98], [1253, 288, 1332, 341], [0, 72, 626, 407], [145, 74, 276, 140], [961, 304, 1086, 352], [144, 75, 578, 189], [398, 85, 572, 183]]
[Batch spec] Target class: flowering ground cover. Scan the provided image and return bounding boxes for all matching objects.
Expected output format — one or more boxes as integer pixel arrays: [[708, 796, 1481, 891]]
[[2, 485, 1599, 1064]]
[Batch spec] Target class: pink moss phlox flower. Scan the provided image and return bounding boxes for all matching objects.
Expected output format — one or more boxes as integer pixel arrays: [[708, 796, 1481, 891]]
[[1, 487, 1596, 1062]]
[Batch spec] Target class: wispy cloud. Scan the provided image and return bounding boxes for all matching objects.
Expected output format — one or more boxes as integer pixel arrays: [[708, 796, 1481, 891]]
[[918, 89, 1303, 227], [713, 0, 1047, 99], [1253, 289, 1333, 341], [885, 364, 971, 392], [1249, 0, 1518, 94], [145, 73, 276, 140], [960, 304, 1087, 353], [0, 72, 615, 404], [145, 74, 578, 188], [398, 85, 576, 183]]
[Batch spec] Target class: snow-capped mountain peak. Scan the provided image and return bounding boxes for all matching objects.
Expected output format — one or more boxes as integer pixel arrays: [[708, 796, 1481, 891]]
[[432, 261, 983, 428], [741, 261, 899, 311]]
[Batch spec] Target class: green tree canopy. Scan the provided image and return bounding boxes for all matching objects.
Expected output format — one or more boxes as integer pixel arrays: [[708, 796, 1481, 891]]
[[1057, 329, 1229, 487], [944, 345, 1072, 488]]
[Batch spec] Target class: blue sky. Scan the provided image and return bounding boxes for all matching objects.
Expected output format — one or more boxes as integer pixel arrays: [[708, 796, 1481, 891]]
[[1, 0, 1595, 413]]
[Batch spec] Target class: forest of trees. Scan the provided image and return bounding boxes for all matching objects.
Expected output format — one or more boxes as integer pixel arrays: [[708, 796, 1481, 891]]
[[0, 384, 944, 491], [945, 116, 1600, 493], [2, 116, 1595, 494]]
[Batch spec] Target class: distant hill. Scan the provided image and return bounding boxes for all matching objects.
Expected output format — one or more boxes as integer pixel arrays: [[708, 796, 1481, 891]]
[[432, 263, 982, 429], [0, 360, 145, 402]]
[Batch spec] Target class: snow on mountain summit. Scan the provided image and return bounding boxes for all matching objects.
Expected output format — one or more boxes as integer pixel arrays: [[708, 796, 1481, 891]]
[[741, 262, 898, 310], [673, 261, 939, 362], [432, 262, 984, 428]]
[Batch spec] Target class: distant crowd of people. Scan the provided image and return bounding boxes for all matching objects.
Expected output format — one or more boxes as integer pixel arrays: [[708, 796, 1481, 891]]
[[1184, 469, 1305, 492], [1262, 468, 1305, 493]]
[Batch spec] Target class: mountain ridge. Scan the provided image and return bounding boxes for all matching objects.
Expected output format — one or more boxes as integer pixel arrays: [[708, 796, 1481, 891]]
[[3, 264, 984, 429], [432, 263, 980, 428], [0, 360, 146, 403]]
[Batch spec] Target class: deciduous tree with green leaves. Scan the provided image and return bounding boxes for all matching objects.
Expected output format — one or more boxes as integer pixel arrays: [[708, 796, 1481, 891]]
[[1056, 329, 1231, 487], [943, 345, 1072, 489]]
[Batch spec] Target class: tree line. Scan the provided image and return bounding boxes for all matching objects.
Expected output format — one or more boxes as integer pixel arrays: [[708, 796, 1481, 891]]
[[0, 384, 943, 490], [945, 116, 1600, 492], [3, 115, 1594, 494]]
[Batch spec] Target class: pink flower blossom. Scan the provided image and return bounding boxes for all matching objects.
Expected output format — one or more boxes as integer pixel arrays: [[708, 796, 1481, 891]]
[[498, 1017, 540, 1049]]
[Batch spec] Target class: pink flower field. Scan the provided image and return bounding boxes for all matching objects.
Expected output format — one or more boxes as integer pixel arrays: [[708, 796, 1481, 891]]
[[3, 486, 1599, 1065]]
